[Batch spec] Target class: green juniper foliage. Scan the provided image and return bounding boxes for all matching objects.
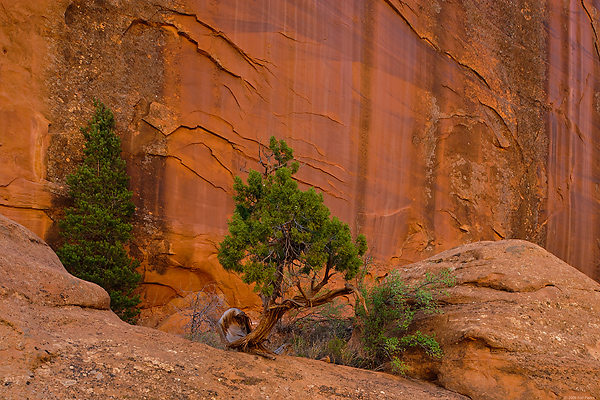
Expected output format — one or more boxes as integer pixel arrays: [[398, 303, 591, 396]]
[[57, 101, 141, 322], [219, 138, 365, 310], [219, 137, 367, 312], [356, 269, 455, 374]]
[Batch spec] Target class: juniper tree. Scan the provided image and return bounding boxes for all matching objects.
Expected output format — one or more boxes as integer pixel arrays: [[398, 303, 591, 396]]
[[218, 137, 367, 354], [57, 101, 141, 322]]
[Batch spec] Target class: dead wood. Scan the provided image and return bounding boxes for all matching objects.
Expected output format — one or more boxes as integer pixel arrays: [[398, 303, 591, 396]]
[[226, 283, 362, 355]]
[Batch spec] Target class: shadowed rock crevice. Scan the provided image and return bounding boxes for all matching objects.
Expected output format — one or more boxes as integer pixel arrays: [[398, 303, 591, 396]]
[[581, 0, 600, 61], [156, 5, 273, 70], [383, 0, 491, 89]]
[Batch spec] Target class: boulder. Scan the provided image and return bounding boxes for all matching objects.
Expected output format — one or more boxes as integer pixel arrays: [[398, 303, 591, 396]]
[[396, 240, 600, 400], [0, 214, 109, 309]]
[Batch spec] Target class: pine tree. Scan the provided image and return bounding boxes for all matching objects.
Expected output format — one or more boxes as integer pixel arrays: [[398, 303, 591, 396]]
[[57, 101, 141, 322], [218, 136, 367, 354]]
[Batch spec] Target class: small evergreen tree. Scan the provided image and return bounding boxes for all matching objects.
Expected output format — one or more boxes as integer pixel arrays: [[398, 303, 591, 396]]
[[218, 136, 367, 354], [57, 101, 141, 322]]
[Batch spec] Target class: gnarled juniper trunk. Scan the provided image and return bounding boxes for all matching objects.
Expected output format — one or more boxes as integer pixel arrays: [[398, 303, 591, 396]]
[[227, 284, 360, 355]]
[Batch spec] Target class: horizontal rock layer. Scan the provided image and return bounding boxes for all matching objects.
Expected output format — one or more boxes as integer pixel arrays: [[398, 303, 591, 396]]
[[0, 0, 599, 319]]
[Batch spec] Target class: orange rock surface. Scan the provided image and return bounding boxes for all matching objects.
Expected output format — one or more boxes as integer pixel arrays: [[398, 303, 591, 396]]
[[394, 240, 600, 399], [1, 1, 599, 323]]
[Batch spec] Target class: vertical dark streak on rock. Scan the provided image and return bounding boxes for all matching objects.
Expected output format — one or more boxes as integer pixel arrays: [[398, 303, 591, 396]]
[[545, 0, 572, 263], [579, 0, 600, 279], [355, 0, 376, 234], [498, 1, 548, 245], [581, 0, 600, 61]]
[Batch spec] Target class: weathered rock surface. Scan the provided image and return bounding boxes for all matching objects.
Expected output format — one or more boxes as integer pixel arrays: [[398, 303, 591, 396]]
[[396, 240, 600, 400], [0, 214, 109, 309], [1, 1, 600, 323], [0, 214, 467, 399]]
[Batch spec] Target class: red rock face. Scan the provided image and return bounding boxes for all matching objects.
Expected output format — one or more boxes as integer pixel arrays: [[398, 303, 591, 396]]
[[1, 1, 599, 320], [546, 0, 600, 282], [0, 1, 55, 235]]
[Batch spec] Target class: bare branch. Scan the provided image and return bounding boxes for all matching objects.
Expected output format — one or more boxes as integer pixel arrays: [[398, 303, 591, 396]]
[[296, 282, 312, 306], [310, 257, 334, 296]]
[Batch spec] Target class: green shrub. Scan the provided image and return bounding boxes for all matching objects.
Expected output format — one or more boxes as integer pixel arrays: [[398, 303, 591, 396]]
[[355, 269, 455, 373], [57, 101, 141, 322]]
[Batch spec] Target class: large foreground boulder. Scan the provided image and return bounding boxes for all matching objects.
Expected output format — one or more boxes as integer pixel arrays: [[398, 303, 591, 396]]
[[397, 240, 600, 400], [0, 214, 109, 309], [0, 215, 465, 399]]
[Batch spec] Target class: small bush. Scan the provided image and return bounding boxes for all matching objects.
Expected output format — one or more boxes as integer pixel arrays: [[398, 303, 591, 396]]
[[176, 285, 228, 349], [178, 269, 455, 377], [355, 269, 455, 373]]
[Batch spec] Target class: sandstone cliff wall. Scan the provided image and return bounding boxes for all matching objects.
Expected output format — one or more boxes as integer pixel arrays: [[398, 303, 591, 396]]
[[1, 0, 599, 319]]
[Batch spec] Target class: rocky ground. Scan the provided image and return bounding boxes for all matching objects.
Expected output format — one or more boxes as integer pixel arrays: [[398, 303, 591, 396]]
[[0, 214, 465, 399], [0, 301, 467, 399]]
